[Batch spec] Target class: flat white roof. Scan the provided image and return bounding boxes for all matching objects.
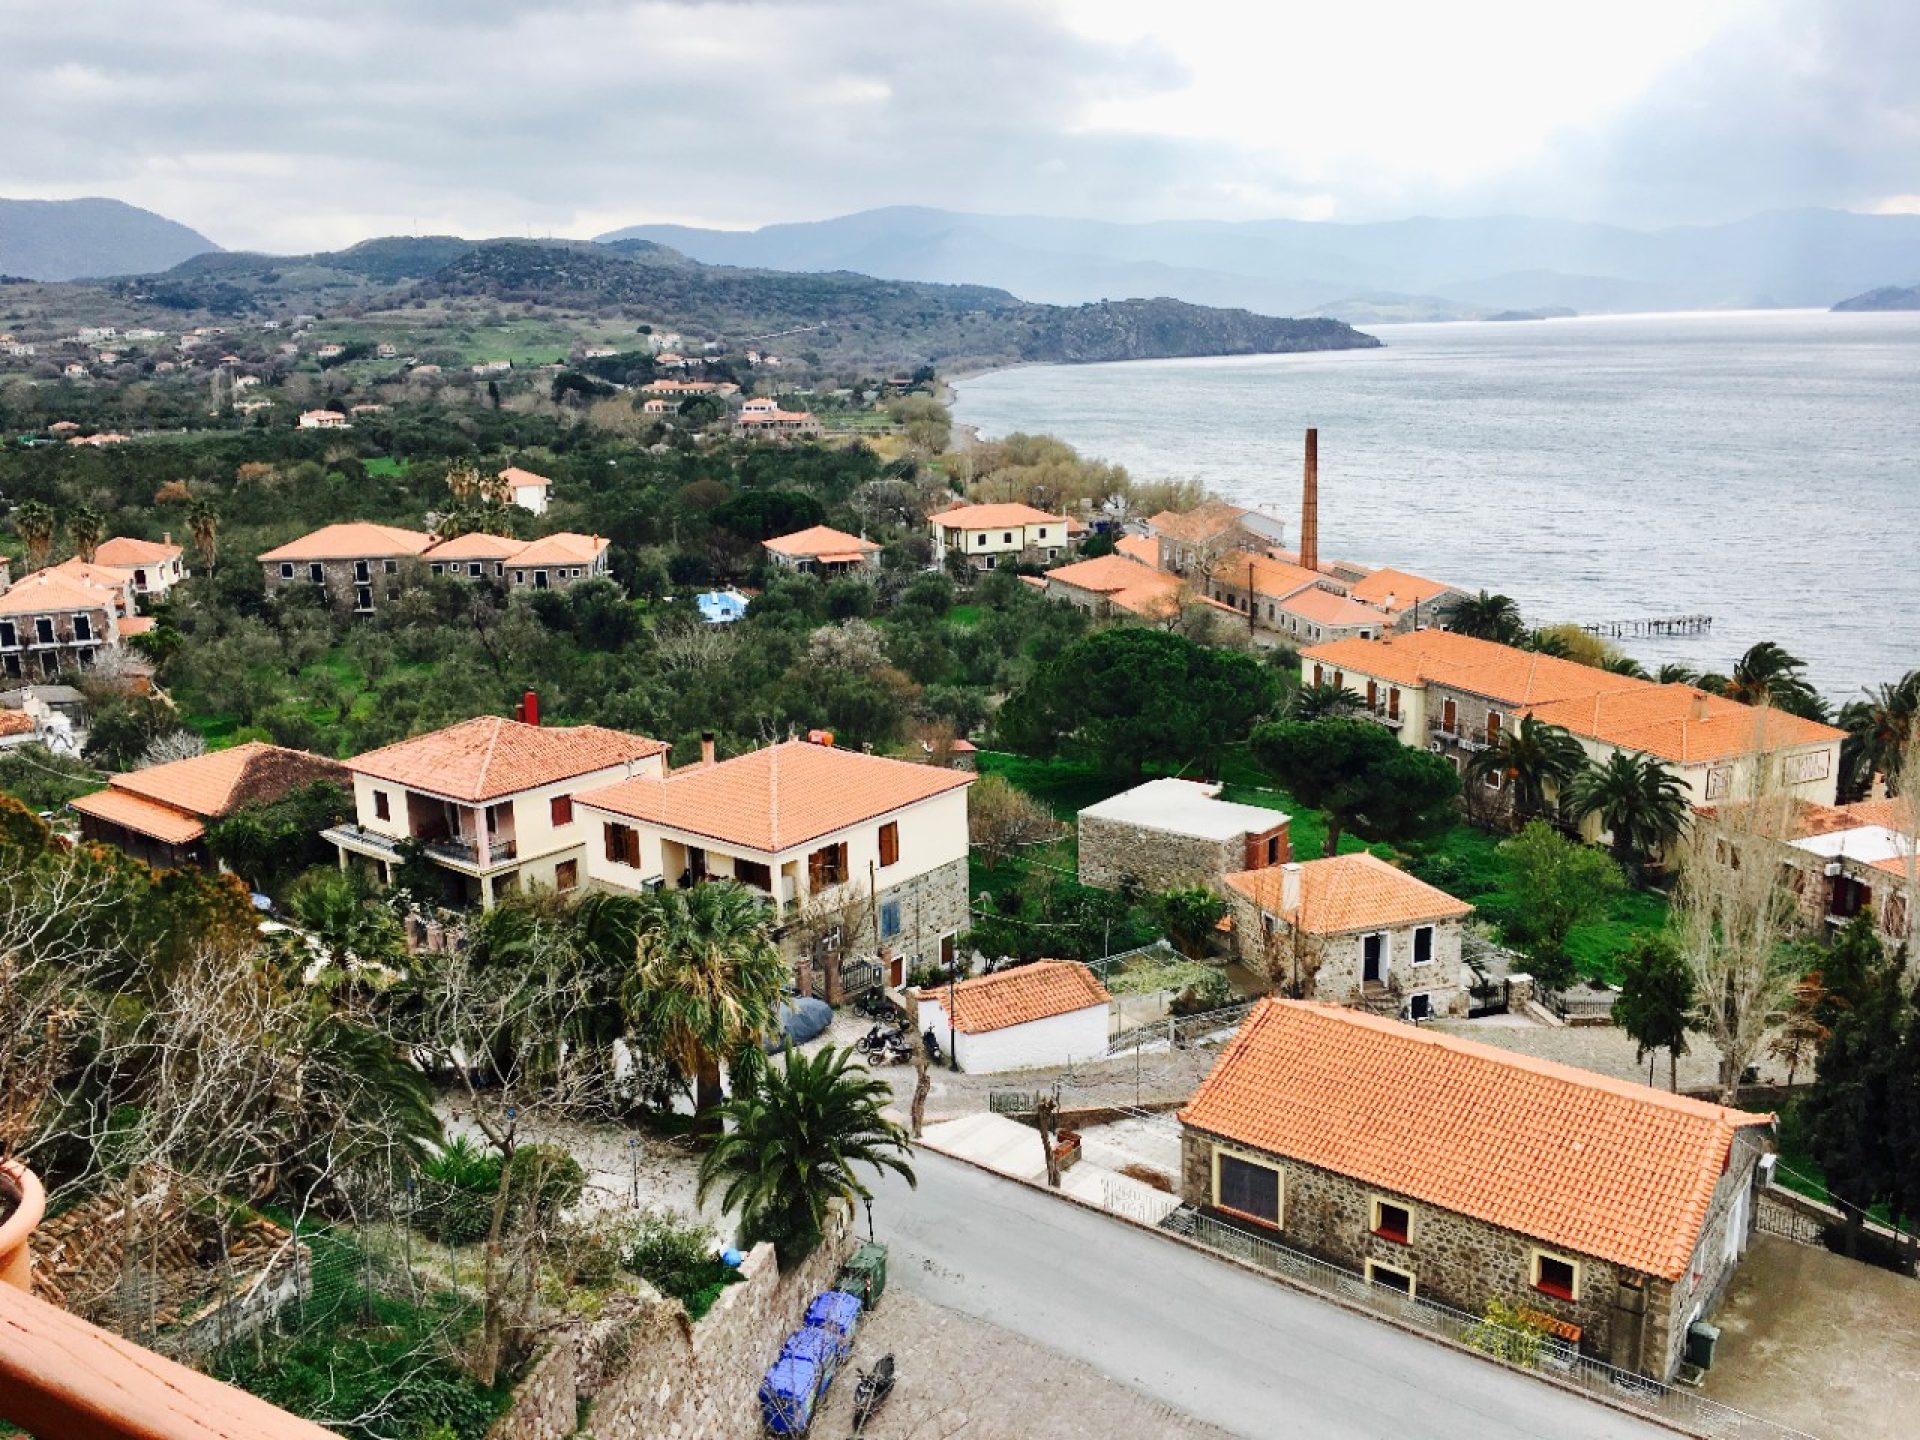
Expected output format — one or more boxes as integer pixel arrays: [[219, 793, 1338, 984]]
[[1792, 825, 1914, 866], [1079, 777, 1286, 841]]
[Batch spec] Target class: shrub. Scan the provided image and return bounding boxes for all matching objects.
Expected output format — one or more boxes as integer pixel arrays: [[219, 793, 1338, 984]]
[[620, 1210, 742, 1319], [506, 1143, 586, 1223], [1169, 969, 1234, 1016], [414, 1137, 502, 1246]]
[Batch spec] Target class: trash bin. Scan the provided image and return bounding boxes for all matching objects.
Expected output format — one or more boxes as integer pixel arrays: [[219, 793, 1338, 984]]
[[803, 1290, 862, 1358], [759, 1354, 820, 1435], [838, 1241, 888, 1310], [1685, 1321, 1720, 1370]]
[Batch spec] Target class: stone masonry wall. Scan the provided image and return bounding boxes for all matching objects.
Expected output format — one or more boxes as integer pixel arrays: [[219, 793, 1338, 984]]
[[262, 556, 410, 615], [1078, 815, 1235, 892], [874, 855, 968, 971], [1224, 889, 1468, 1017], [487, 1207, 856, 1440]]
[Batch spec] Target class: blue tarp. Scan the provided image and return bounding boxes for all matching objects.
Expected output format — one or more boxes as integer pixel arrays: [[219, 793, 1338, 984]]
[[759, 1355, 819, 1435], [764, 997, 833, 1051], [803, 1291, 862, 1357], [696, 589, 749, 624]]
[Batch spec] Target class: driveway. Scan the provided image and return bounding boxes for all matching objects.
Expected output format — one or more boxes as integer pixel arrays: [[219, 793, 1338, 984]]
[[871, 1152, 1669, 1440]]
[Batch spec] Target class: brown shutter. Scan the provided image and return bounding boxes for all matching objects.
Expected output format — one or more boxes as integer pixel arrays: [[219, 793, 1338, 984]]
[[1243, 834, 1263, 870], [603, 823, 618, 862], [879, 822, 899, 867], [624, 827, 641, 869], [551, 794, 573, 826], [837, 842, 849, 881]]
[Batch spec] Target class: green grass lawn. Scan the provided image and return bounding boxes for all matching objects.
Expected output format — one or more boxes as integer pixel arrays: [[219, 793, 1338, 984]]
[[362, 456, 405, 477], [981, 746, 1671, 984], [947, 605, 984, 628]]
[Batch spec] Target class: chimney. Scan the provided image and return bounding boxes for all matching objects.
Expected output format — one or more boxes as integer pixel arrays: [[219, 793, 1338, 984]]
[[1281, 861, 1303, 915], [1299, 428, 1319, 574], [163, 531, 172, 546], [522, 690, 539, 726], [1690, 692, 1710, 722], [700, 730, 716, 765]]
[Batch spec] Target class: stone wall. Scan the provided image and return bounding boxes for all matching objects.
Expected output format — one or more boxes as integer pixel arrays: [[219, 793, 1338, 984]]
[[1223, 889, 1468, 1018], [875, 855, 968, 971], [262, 556, 411, 615], [487, 1208, 856, 1440], [1078, 815, 1235, 893]]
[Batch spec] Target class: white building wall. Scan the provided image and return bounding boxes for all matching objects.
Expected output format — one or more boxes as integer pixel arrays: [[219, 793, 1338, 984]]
[[916, 998, 1112, 1074]]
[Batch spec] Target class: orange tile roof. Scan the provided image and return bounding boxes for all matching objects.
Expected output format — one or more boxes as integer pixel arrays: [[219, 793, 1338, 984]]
[[258, 523, 434, 563], [578, 738, 972, 853], [94, 536, 181, 566], [349, 718, 665, 803], [1115, 534, 1161, 566], [70, 786, 207, 845], [425, 532, 523, 562], [109, 741, 348, 818], [1147, 500, 1248, 544], [512, 532, 606, 567], [50, 558, 136, 595], [1180, 1000, 1771, 1279], [1224, 852, 1472, 934], [0, 711, 34, 738], [1045, 553, 1201, 621], [929, 503, 1067, 528], [1303, 630, 1647, 706], [1523, 687, 1845, 767], [917, 960, 1110, 1034], [1210, 552, 1322, 601], [1347, 567, 1456, 613], [118, 616, 156, 636], [0, 571, 118, 616], [499, 466, 551, 490], [1279, 585, 1390, 629], [763, 525, 880, 559]]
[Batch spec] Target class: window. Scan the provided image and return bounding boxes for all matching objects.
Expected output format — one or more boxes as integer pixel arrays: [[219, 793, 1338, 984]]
[[0, 623, 13, 649], [1409, 993, 1432, 1020], [308, 562, 324, 584], [354, 560, 370, 582], [808, 841, 849, 888], [384, 559, 398, 575], [878, 821, 900, 867], [373, 790, 391, 821], [495, 564, 505, 577], [1036, 528, 1048, 539], [1388, 687, 1400, 719], [550, 794, 574, 826], [1333, 670, 1344, 691], [976, 533, 988, 547], [1371, 1198, 1411, 1244], [514, 571, 525, 584], [1487, 710, 1503, 742], [1214, 1149, 1281, 1226], [880, 899, 902, 940], [1312, 664, 1324, 687], [355, 586, 373, 611], [1266, 833, 1281, 865], [1442, 698, 1458, 733], [1002, 531, 1013, 543], [280, 562, 294, 579], [72, 615, 92, 642], [431, 563, 445, 576], [1412, 925, 1434, 966], [603, 822, 641, 867], [468, 563, 482, 578], [1365, 1260, 1415, 1296], [1367, 680, 1378, 710], [386, 587, 401, 602], [533, 570, 549, 589], [734, 859, 772, 891], [33, 618, 54, 645], [1483, 769, 1503, 791], [555, 859, 578, 892], [1531, 1251, 1580, 1302]]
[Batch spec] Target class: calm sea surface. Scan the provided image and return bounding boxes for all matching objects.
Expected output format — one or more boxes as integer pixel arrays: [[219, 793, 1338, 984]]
[[951, 309, 1920, 701]]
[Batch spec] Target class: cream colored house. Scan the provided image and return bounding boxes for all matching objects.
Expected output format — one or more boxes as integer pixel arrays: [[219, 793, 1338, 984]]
[[929, 503, 1070, 570], [327, 715, 669, 908], [94, 536, 186, 600], [499, 467, 552, 515]]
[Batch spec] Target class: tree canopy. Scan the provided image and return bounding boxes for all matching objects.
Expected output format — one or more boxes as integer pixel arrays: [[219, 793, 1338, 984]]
[[1249, 717, 1459, 855]]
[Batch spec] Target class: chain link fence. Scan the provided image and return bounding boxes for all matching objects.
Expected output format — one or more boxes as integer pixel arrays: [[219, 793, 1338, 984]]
[[1161, 1206, 1819, 1440]]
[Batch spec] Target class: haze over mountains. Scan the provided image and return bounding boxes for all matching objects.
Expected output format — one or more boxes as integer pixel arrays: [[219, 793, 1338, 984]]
[[600, 207, 1920, 322], [0, 197, 221, 281]]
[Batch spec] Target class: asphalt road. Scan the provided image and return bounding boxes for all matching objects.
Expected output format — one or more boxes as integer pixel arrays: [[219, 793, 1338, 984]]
[[871, 1153, 1668, 1440]]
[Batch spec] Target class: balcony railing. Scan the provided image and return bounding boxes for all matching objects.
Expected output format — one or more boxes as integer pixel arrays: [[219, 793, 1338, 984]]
[[423, 835, 516, 867]]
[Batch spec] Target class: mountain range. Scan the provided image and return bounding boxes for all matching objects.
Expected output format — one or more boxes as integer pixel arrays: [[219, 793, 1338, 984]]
[[600, 206, 1920, 321], [0, 197, 221, 281]]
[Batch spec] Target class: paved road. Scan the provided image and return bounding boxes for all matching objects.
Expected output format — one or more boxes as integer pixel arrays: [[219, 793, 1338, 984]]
[[872, 1153, 1667, 1440]]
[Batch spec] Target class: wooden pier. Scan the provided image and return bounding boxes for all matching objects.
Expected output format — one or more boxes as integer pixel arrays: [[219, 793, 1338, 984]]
[[1578, 614, 1713, 639]]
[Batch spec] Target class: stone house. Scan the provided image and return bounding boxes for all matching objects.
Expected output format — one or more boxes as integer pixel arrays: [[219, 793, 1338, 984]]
[[929, 503, 1069, 571], [1302, 630, 1848, 830], [1146, 500, 1287, 578], [424, 532, 612, 593], [1180, 1000, 1773, 1380], [914, 961, 1112, 1073], [1220, 853, 1473, 1020], [0, 570, 136, 679], [327, 711, 669, 908], [1041, 553, 1224, 625], [258, 523, 436, 614], [761, 525, 880, 575], [1713, 797, 1917, 950], [576, 735, 973, 983], [72, 741, 347, 872], [1077, 777, 1289, 892], [735, 400, 822, 440]]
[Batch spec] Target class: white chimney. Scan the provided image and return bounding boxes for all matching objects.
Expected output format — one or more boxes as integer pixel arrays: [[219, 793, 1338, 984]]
[[1280, 862, 1303, 915]]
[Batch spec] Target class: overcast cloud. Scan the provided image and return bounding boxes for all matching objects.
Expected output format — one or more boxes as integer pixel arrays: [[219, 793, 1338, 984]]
[[2, 0, 1915, 251]]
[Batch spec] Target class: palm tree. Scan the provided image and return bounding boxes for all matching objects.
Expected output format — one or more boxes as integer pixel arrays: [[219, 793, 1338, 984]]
[[1725, 640, 1827, 721], [13, 500, 56, 571], [1568, 750, 1690, 877], [186, 498, 220, 573], [1523, 627, 1574, 659], [1655, 663, 1700, 685], [1600, 654, 1649, 679], [1838, 670, 1920, 799], [67, 504, 103, 563], [1465, 714, 1588, 827], [623, 880, 787, 1120], [1444, 590, 1525, 645], [1289, 680, 1362, 721], [698, 1044, 914, 1265]]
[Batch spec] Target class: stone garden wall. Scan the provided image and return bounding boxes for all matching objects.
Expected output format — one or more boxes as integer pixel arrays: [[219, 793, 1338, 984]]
[[1078, 816, 1236, 892]]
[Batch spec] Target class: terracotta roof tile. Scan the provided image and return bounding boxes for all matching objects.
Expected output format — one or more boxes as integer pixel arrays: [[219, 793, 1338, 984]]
[[349, 718, 666, 802], [110, 741, 348, 818], [258, 523, 434, 563], [763, 525, 880, 558], [917, 960, 1110, 1033], [500, 466, 551, 490], [0, 711, 35, 738], [1180, 1000, 1771, 1279], [928, 503, 1067, 528], [0, 571, 119, 616], [94, 536, 182, 566], [1347, 567, 1456, 612], [1147, 500, 1248, 544], [426, 533, 524, 562], [1210, 552, 1322, 601], [1303, 630, 1644, 707], [1115, 534, 1161, 566], [1523, 687, 1844, 766], [1224, 853, 1472, 934], [70, 787, 207, 845], [1279, 586, 1390, 629], [511, 532, 606, 567], [578, 739, 972, 853]]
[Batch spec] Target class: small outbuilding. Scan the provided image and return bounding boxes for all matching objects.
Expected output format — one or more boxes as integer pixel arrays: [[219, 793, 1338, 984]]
[[1077, 777, 1289, 892], [915, 961, 1111, 1074]]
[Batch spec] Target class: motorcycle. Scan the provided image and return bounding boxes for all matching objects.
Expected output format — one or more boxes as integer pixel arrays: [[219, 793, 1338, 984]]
[[851, 1353, 895, 1435], [857, 1022, 910, 1058], [921, 1028, 944, 1065]]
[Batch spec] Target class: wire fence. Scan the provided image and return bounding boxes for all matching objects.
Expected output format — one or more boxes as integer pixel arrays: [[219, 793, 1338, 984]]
[[1161, 1206, 1820, 1440], [1107, 998, 1257, 1056]]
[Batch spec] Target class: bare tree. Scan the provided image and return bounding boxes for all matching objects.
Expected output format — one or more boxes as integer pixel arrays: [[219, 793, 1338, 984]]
[[1035, 1090, 1062, 1190], [968, 775, 1061, 871], [136, 728, 209, 769], [1255, 909, 1324, 1001]]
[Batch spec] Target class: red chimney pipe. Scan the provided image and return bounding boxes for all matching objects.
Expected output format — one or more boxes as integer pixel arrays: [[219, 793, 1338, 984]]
[[522, 690, 539, 726], [1300, 428, 1319, 574]]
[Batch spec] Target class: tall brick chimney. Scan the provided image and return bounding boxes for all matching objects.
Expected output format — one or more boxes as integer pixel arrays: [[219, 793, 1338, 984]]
[[1299, 428, 1319, 574]]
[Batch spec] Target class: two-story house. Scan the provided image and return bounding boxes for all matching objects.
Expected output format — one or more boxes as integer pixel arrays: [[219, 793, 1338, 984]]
[[326, 710, 670, 907], [929, 503, 1069, 571], [762, 525, 880, 576], [1180, 1001, 1772, 1380], [93, 536, 187, 602], [576, 735, 973, 981], [0, 571, 127, 679], [258, 523, 436, 614], [1221, 853, 1474, 1021], [498, 467, 552, 515], [422, 532, 611, 593]]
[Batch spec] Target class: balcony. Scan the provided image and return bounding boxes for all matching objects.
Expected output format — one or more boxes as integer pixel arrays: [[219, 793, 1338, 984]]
[[1366, 710, 1404, 730], [424, 835, 516, 867]]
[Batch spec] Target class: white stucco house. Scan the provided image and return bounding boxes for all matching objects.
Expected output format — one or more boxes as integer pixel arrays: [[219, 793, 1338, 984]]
[[915, 961, 1112, 1074], [499, 466, 552, 515]]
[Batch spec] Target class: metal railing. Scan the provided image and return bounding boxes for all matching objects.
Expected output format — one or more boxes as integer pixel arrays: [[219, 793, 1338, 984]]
[[1107, 998, 1257, 1056], [1084, 939, 1178, 984], [1161, 1207, 1818, 1440]]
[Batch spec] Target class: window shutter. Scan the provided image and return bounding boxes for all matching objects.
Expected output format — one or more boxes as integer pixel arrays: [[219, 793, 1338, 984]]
[[837, 842, 849, 880], [551, 794, 573, 826], [879, 822, 899, 867], [1244, 834, 1262, 870], [604, 824, 618, 862], [624, 827, 641, 868]]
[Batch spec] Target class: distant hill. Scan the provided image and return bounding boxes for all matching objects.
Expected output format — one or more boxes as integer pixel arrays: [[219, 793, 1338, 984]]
[[1832, 284, 1920, 312], [599, 206, 1920, 318], [0, 197, 219, 280]]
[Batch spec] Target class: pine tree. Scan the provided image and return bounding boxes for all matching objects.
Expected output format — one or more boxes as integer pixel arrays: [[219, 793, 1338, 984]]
[[1615, 933, 1694, 1091]]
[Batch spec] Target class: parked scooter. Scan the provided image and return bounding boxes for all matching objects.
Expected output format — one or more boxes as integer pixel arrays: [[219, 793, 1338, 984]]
[[850, 1353, 896, 1435], [921, 1028, 944, 1065]]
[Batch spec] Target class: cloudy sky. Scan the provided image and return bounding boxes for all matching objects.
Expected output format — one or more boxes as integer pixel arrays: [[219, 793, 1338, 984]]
[[3, 0, 1915, 251]]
